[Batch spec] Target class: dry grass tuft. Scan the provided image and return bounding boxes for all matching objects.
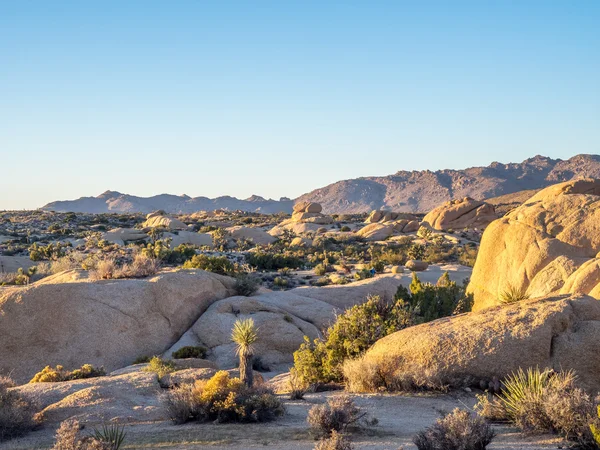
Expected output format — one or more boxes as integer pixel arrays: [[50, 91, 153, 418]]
[[0, 376, 39, 442]]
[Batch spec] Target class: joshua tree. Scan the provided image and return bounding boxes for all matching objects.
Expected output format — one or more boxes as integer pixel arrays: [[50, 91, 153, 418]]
[[231, 318, 258, 387]]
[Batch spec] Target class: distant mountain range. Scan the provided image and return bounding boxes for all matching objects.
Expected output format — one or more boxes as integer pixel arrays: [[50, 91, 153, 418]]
[[42, 154, 600, 214]]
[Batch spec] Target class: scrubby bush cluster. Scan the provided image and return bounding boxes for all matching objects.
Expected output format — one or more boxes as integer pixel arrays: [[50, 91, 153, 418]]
[[51, 419, 126, 450], [476, 368, 600, 448], [30, 364, 105, 383], [413, 408, 495, 450], [307, 395, 371, 438], [293, 273, 472, 387], [183, 254, 234, 275], [172, 346, 207, 359], [245, 251, 304, 271], [164, 370, 284, 424], [89, 253, 160, 280], [294, 294, 413, 385], [0, 376, 38, 442], [143, 356, 176, 379]]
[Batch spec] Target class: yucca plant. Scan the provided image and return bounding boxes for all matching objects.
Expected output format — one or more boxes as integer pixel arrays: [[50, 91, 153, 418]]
[[500, 367, 551, 421], [231, 318, 258, 387], [499, 284, 529, 304], [92, 423, 126, 450]]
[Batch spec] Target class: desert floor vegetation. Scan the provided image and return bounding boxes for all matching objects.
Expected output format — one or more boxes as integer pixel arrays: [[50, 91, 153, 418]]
[[0, 376, 39, 442], [29, 364, 105, 383]]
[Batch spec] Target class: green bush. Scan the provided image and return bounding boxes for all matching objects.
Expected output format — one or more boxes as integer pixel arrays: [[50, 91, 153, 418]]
[[340, 226, 351, 232], [30, 364, 105, 383], [314, 263, 328, 276], [400, 272, 473, 323], [245, 251, 304, 271], [172, 346, 207, 359], [234, 274, 259, 296], [29, 242, 70, 261], [293, 295, 413, 385], [164, 370, 284, 424], [143, 356, 176, 379], [183, 254, 234, 275]]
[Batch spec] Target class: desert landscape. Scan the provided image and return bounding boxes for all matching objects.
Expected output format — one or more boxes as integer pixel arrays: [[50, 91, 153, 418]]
[[3, 176, 600, 449], [2, 2, 599, 449]]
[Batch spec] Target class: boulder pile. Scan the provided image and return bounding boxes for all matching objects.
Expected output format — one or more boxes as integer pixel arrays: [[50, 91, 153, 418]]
[[141, 210, 187, 230], [269, 202, 333, 236]]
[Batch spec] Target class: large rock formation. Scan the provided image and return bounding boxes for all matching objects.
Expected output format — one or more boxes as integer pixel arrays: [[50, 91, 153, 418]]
[[269, 202, 333, 236], [468, 179, 600, 311], [355, 294, 600, 392], [141, 211, 187, 230], [355, 219, 420, 241], [365, 210, 418, 224], [226, 226, 277, 246], [0, 269, 235, 383], [422, 197, 497, 231]]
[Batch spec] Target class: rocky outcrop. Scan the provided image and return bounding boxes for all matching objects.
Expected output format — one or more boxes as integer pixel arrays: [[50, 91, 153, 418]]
[[365, 210, 418, 224], [102, 228, 148, 245], [165, 230, 213, 248], [0, 269, 235, 383], [141, 212, 187, 230], [355, 294, 600, 392], [422, 197, 497, 231], [468, 179, 600, 311], [355, 219, 420, 241], [269, 202, 334, 236], [226, 226, 277, 246]]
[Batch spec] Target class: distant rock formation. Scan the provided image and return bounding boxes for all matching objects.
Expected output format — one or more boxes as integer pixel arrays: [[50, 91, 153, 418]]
[[422, 197, 497, 231], [40, 154, 600, 214]]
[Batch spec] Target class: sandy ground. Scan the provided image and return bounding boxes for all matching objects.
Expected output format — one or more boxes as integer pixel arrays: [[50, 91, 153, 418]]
[[1, 391, 564, 450]]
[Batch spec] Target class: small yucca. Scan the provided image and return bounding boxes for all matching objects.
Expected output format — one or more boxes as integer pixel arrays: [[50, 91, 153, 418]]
[[92, 424, 126, 450], [231, 318, 258, 387], [499, 284, 529, 304]]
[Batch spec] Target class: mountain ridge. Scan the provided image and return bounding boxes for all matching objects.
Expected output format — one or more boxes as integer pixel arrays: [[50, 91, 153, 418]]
[[41, 154, 600, 214]]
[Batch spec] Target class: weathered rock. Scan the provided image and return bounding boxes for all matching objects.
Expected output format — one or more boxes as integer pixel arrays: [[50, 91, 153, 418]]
[[293, 201, 322, 214], [391, 266, 404, 274], [290, 236, 313, 247], [166, 230, 213, 248], [356, 295, 600, 393], [423, 197, 497, 231], [102, 228, 148, 245], [366, 210, 418, 224], [226, 226, 277, 246], [406, 260, 428, 272], [15, 371, 165, 425], [355, 223, 396, 241], [0, 269, 235, 383], [141, 214, 187, 230], [468, 179, 600, 311]]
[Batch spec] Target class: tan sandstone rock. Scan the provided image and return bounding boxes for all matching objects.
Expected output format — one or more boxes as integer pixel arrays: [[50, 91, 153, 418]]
[[354, 294, 600, 393], [423, 197, 497, 231], [0, 269, 235, 383], [468, 179, 600, 311]]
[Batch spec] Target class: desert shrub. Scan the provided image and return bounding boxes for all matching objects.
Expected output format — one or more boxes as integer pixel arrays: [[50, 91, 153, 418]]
[[245, 251, 304, 271], [30, 364, 105, 383], [314, 263, 328, 276], [51, 419, 124, 450], [413, 408, 495, 450], [307, 395, 368, 438], [119, 253, 160, 278], [0, 376, 38, 442], [0, 267, 36, 286], [458, 244, 478, 267], [407, 243, 425, 260], [369, 260, 386, 273], [132, 355, 151, 364], [29, 242, 70, 261], [342, 353, 446, 393], [353, 268, 373, 280], [143, 357, 176, 379], [340, 226, 351, 232], [234, 274, 259, 296], [401, 273, 473, 323], [293, 295, 413, 385], [164, 370, 284, 424], [211, 228, 230, 251], [89, 258, 118, 280], [314, 430, 354, 450], [477, 368, 599, 448], [183, 254, 234, 275], [172, 346, 207, 359], [288, 368, 309, 400], [273, 276, 289, 288]]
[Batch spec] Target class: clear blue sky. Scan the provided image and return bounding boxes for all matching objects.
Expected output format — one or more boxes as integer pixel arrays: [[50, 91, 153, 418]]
[[1, 1, 598, 210]]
